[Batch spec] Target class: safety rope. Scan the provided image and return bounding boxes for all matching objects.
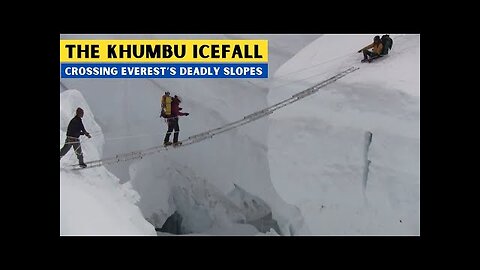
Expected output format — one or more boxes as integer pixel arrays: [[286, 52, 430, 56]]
[[69, 66, 359, 170]]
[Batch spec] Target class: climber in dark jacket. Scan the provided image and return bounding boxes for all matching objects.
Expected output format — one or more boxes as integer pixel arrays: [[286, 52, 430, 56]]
[[60, 107, 91, 168]]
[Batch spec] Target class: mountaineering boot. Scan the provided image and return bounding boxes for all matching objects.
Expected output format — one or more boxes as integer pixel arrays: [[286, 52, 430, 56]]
[[173, 142, 182, 147], [173, 132, 179, 144]]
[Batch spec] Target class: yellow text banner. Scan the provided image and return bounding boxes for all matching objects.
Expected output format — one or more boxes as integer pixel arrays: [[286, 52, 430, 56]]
[[60, 40, 268, 63]]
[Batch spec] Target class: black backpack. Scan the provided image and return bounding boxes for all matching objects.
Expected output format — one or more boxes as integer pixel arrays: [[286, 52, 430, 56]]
[[381, 35, 393, 55]]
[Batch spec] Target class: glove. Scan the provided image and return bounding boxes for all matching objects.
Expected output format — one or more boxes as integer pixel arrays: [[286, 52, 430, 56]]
[[86, 133, 91, 138], [184, 113, 189, 116], [358, 50, 362, 53]]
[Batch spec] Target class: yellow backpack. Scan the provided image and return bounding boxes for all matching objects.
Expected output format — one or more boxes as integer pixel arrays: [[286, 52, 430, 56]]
[[162, 95, 173, 117]]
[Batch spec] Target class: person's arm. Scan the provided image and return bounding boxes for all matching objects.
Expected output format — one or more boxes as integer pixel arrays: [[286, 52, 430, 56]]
[[358, 43, 374, 52], [79, 119, 91, 138]]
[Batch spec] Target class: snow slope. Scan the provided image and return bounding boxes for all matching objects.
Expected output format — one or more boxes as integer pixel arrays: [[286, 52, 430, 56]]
[[60, 90, 156, 235], [268, 34, 420, 235]]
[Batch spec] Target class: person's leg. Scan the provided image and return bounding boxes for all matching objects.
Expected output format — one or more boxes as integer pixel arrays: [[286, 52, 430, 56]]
[[60, 138, 73, 159], [362, 49, 370, 60], [363, 50, 380, 62], [173, 118, 180, 143], [164, 119, 174, 144], [369, 52, 381, 62], [366, 50, 376, 59], [72, 139, 84, 164]]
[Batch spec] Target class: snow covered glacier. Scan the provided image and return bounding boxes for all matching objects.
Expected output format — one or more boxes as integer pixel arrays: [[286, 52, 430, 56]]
[[59, 34, 419, 235], [60, 89, 156, 235]]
